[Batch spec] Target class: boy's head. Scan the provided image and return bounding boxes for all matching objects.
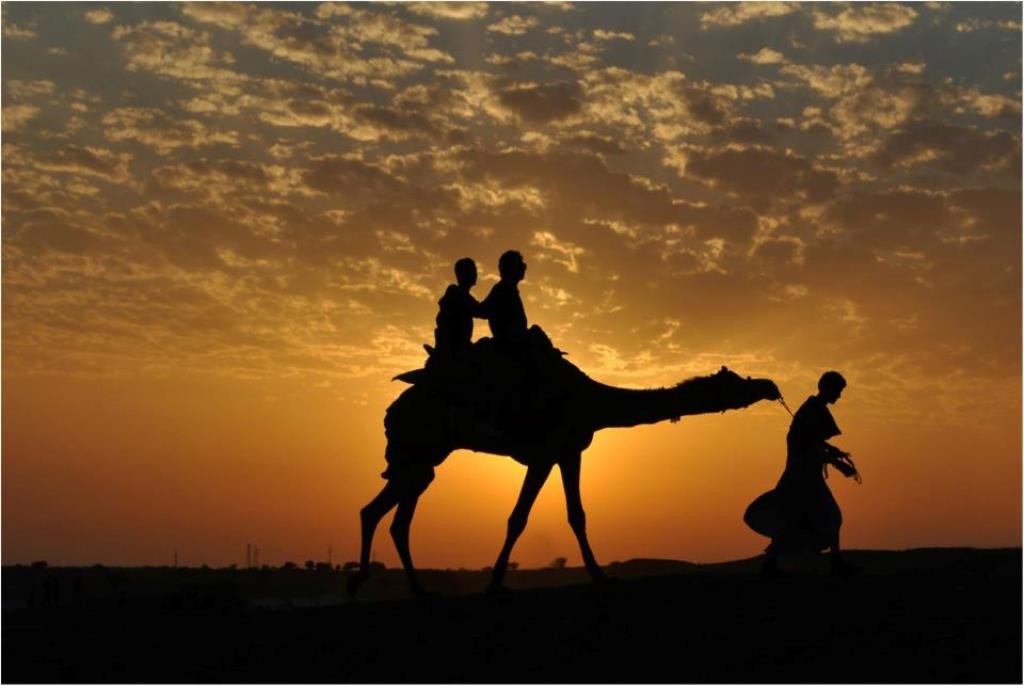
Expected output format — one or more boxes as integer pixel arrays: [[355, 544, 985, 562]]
[[498, 250, 526, 282], [454, 257, 477, 288], [818, 370, 847, 404]]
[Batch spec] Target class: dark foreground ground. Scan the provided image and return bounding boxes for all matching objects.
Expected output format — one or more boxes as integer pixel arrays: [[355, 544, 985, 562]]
[[3, 548, 1020, 683]]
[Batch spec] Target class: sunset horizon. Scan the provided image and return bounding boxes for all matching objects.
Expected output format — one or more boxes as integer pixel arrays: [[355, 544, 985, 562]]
[[2, 1, 1020, 572]]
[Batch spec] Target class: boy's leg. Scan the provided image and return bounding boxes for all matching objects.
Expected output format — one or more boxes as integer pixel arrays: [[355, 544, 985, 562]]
[[760, 542, 781, 578]]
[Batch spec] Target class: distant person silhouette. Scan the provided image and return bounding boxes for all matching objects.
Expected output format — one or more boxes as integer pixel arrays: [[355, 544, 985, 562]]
[[746, 371, 861, 577], [432, 257, 484, 360], [480, 250, 529, 352]]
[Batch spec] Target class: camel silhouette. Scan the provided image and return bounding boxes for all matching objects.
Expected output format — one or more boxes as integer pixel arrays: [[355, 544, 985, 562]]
[[349, 341, 781, 596]]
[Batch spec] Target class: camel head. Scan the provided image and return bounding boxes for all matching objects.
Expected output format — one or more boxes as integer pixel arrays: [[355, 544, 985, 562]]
[[674, 366, 781, 415]]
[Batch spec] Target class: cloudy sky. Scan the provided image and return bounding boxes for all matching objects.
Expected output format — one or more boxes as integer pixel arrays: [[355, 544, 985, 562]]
[[3, 2, 1020, 569]]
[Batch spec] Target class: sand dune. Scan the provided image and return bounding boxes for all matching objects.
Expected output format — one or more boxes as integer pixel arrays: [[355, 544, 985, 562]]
[[3, 547, 1019, 682]]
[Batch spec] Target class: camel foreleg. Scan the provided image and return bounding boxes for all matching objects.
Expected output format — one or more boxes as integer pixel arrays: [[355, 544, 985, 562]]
[[488, 461, 553, 593], [560, 452, 607, 583]]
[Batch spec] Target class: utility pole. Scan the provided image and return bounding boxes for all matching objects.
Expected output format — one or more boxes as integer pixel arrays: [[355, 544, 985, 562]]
[[246, 543, 252, 569]]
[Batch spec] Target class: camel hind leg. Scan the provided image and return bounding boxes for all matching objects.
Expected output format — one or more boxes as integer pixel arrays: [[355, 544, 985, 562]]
[[487, 461, 554, 593], [389, 467, 435, 596], [349, 463, 435, 598], [560, 452, 607, 583], [348, 480, 401, 597]]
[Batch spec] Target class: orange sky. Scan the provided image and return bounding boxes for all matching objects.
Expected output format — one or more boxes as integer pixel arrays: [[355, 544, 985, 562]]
[[2, 2, 1021, 569]]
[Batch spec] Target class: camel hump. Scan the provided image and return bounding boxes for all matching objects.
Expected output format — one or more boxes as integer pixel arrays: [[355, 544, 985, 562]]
[[382, 326, 582, 459], [394, 325, 575, 389]]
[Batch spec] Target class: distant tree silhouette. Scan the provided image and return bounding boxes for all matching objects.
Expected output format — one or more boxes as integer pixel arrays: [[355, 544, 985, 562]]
[[549, 557, 568, 570], [304, 560, 315, 571], [281, 561, 298, 571]]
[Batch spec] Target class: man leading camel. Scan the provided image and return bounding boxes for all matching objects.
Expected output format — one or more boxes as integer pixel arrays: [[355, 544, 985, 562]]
[[746, 370, 861, 578]]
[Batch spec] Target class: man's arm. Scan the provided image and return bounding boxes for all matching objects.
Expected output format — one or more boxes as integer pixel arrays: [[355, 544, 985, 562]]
[[830, 453, 859, 479], [823, 442, 849, 459]]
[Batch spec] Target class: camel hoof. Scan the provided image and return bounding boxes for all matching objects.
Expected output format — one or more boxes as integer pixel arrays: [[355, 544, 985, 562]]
[[486, 584, 511, 596], [347, 573, 366, 598], [590, 571, 616, 586]]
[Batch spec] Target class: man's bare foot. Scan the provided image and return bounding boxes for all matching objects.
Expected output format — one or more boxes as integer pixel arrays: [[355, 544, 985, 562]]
[[760, 556, 783, 579]]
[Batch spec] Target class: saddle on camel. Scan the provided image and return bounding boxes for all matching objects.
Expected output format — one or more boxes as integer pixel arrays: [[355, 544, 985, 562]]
[[388, 250, 567, 473], [391, 323, 576, 472]]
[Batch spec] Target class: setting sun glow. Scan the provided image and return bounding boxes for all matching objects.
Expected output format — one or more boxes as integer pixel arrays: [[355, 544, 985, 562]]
[[2, 2, 1020, 570]]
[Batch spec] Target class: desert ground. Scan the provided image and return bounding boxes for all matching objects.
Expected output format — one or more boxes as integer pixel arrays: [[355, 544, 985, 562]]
[[2, 547, 1019, 683]]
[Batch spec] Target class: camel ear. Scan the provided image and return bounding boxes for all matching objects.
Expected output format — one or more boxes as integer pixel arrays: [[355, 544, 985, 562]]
[[720, 365, 728, 373]]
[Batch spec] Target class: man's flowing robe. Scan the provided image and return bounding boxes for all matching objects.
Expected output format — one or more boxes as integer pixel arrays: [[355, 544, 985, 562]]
[[745, 395, 842, 553]]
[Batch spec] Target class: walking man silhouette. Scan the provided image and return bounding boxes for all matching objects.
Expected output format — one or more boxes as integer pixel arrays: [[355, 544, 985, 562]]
[[746, 371, 861, 577]]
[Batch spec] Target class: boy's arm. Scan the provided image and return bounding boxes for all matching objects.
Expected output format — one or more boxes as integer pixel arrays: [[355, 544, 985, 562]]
[[470, 294, 486, 318], [476, 289, 493, 318]]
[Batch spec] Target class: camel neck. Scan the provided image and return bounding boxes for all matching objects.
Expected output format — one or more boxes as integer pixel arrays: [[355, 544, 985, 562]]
[[585, 373, 766, 431], [586, 383, 697, 430]]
